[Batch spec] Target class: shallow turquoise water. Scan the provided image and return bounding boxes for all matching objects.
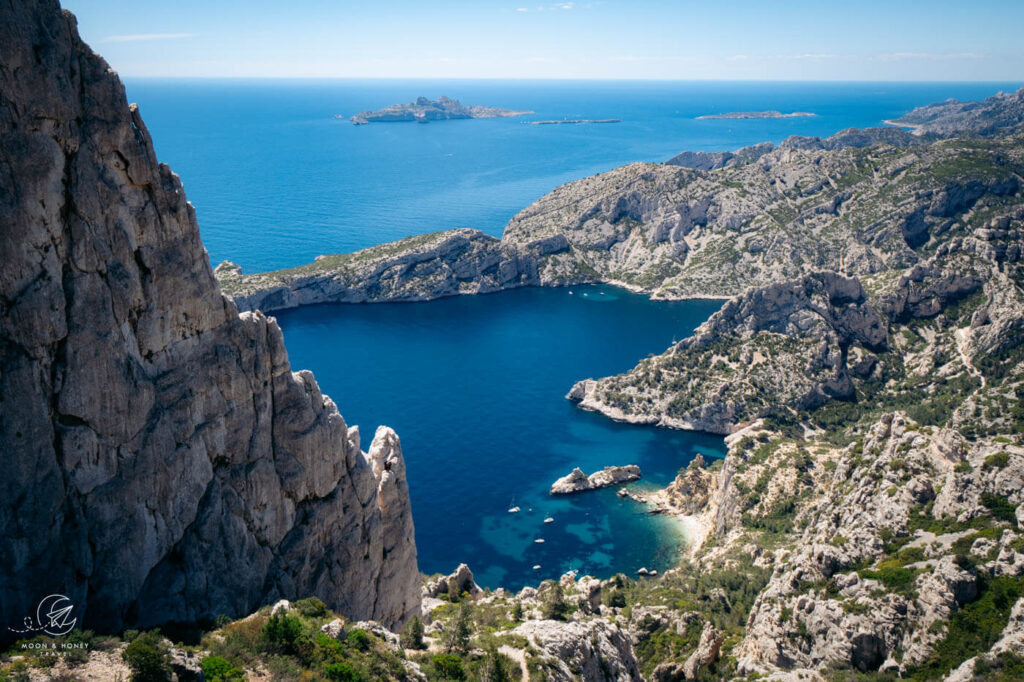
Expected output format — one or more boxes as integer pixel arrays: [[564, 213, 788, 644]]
[[275, 286, 725, 588]]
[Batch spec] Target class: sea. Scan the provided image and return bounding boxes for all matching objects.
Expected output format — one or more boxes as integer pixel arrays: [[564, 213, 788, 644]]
[[125, 79, 1021, 589]]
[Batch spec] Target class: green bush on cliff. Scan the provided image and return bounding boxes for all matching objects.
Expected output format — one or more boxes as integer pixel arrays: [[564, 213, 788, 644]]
[[121, 631, 171, 682], [430, 653, 466, 679], [543, 583, 570, 621], [909, 576, 1024, 680], [323, 661, 365, 682], [200, 655, 246, 682], [293, 596, 330, 618], [261, 611, 307, 656], [401, 614, 426, 649], [980, 493, 1017, 523]]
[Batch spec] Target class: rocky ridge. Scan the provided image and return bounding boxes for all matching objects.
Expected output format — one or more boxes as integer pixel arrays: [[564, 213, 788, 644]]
[[0, 0, 419, 637]]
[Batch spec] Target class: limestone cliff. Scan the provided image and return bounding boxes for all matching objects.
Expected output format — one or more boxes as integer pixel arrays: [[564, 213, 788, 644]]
[[567, 199, 1024, 436], [0, 0, 419, 636]]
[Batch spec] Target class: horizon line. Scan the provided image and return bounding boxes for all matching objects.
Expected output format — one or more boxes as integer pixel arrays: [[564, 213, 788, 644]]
[[115, 74, 1024, 84]]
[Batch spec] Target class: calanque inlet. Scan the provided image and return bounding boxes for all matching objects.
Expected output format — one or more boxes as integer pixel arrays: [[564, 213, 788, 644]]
[[3, 0, 1024, 680]]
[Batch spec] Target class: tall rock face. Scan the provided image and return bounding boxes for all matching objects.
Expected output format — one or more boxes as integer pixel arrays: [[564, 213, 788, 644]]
[[0, 0, 419, 636]]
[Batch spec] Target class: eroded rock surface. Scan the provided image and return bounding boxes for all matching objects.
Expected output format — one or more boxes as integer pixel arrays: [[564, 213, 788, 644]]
[[0, 0, 418, 635]]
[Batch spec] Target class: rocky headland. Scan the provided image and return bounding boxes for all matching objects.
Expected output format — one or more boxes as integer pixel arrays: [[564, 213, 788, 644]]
[[890, 87, 1024, 136], [349, 95, 532, 125]]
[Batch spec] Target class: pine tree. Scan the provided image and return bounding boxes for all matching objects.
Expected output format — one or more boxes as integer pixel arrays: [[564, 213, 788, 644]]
[[543, 582, 569, 621], [486, 647, 513, 682], [443, 601, 473, 654], [401, 614, 425, 650]]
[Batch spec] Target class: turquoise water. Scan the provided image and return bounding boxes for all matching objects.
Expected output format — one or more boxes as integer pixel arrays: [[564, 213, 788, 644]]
[[275, 286, 725, 588], [124, 79, 1021, 273], [123, 79, 1022, 587]]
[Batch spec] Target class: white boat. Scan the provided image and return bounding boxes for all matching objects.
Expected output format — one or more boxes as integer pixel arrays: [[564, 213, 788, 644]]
[[534, 538, 545, 543], [508, 506, 520, 513], [543, 517, 554, 523], [533, 565, 541, 570]]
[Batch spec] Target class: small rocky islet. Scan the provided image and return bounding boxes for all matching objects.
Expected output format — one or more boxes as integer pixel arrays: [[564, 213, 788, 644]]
[[696, 110, 817, 119], [348, 95, 532, 125], [4, 1, 1024, 679], [549, 465, 642, 494]]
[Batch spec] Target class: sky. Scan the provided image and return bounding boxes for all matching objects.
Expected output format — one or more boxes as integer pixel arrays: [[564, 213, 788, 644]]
[[61, 0, 1024, 81]]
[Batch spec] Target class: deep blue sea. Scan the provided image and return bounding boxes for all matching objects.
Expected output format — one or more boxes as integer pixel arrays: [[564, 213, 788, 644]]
[[124, 79, 1021, 588]]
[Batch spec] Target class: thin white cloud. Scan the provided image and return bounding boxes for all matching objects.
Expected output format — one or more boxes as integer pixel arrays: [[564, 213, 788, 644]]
[[101, 33, 194, 43], [553, 2, 573, 9], [876, 51, 985, 61], [517, 7, 528, 11]]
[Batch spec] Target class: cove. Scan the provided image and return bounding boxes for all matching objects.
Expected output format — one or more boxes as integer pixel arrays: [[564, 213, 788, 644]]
[[275, 284, 726, 590]]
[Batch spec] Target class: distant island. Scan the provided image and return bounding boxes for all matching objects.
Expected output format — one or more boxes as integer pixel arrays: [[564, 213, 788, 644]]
[[349, 96, 532, 125], [696, 110, 817, 120], [530, 118, 622, 125]]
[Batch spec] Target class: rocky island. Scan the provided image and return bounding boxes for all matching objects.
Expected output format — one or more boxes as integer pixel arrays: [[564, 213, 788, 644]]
[[697, 110, 817, 119], [349, 95, 532, 124], [550, 465, 642, 494], [531, 118, 622, 125]]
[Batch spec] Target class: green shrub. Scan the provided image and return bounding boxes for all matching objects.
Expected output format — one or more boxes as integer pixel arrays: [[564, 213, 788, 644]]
[[292, 597, 330, 619], [981, 493, 1017, 523], [401, 615, 425, 650], [261, 611, 309, 659], [543, 583, 570, 621], [346, 628, 370, 652], [486, 648, 514, 682], [324, 661, 364, 682], [122, 631, 171, 682], [432, 653, 465, 680], [858, 560, 918, 594], [200, 655, 245, 682], [909, 576, 1024, 679], [442, 602, 473, 655], [983, 452, 1011, 470], [605, 589, 627, 608]]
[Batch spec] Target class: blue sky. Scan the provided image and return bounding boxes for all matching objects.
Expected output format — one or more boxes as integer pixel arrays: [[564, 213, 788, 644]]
[[62, 0, 1024, 80]]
